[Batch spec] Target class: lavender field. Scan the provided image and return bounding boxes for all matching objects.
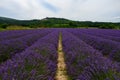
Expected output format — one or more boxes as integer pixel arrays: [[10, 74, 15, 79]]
[[0, 29, 120, 80]]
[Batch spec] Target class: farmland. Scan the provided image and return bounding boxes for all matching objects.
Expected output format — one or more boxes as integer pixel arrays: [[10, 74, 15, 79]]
[[0, 28, 120, 80]]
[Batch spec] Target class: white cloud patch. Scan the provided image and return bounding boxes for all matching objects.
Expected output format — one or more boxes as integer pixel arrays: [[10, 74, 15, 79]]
[[114, 16, 120, 19], [0, 0, 120, 22]]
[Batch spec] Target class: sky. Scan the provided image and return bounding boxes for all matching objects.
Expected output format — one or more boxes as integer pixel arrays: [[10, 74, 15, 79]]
[[0, 0, 120, 22]]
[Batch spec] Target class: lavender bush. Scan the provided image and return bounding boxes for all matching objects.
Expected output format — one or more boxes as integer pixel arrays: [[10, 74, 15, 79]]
[[62, 30, 120, 80], [0, 30, 59, 80], [0, 29, 51, 63]]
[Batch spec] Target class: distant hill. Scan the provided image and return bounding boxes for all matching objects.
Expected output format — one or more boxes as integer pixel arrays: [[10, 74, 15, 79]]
[[0, 16, 120, 29]]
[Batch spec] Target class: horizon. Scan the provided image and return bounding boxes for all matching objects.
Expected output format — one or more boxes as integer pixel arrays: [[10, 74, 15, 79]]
[[0, 0, 120, 22], [1, 16, 120, 23]]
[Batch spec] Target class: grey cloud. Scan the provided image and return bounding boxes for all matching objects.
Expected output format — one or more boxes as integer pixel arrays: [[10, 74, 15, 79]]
[[0, 0, 120, 22]]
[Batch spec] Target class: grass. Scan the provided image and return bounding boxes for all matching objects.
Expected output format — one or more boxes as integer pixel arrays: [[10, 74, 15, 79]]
[[6, 26, 32, 30], [0, 28, 5, 31], [0, 26, 34, 31]]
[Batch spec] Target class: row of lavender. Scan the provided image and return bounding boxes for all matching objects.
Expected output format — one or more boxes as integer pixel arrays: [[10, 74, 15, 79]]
[[67, 29, 120, 62], [0, 29, 52, 63], [70, 29, 120, 42], [0, 30, 35, 41], [0, 29, 59, 80], [62, 30, 120, 80]]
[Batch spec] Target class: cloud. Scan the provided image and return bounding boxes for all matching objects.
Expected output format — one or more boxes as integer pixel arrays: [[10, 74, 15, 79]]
[[41, 1, 59, 13], [114, 17, 120, 19], [0, 0, 120, 22]]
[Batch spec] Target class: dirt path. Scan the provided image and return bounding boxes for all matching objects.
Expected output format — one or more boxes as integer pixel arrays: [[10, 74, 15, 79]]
[[55, 33, 68, 80]]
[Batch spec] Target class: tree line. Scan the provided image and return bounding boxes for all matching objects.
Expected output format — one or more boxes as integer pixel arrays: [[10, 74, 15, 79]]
[[0, 17, 120, 29]]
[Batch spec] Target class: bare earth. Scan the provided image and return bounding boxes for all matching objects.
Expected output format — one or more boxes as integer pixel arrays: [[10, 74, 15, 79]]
[[55, 34, 68, 80]]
